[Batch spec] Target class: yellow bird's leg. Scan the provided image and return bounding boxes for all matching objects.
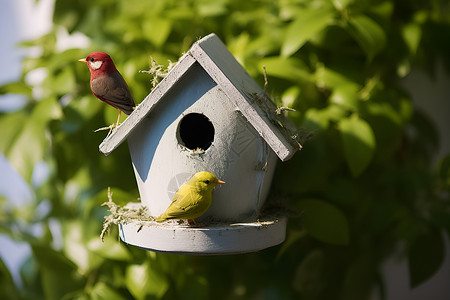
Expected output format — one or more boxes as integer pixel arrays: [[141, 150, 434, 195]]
[[188, 219, 197, 226]]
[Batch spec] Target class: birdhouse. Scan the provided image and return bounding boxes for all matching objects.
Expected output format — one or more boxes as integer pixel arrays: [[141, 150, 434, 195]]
[[100, 34, 301, 254]]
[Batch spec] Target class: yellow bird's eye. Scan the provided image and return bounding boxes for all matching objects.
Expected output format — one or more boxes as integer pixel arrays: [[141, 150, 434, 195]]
[[203, 180, 210, 184]]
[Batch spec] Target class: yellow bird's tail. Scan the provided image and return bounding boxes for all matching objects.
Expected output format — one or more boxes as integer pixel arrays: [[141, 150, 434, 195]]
[[155, 213, 168, 223]]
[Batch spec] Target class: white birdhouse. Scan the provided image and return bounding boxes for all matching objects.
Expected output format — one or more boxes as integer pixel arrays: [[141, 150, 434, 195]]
[[100, 33, 301, 254]]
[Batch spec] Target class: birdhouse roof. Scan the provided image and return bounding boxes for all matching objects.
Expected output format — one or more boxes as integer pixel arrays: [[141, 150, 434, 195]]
[[99, 33, 301, 161]]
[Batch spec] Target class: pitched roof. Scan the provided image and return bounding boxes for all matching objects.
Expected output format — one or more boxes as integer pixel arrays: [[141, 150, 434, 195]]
[[99, 33, 301, 161]]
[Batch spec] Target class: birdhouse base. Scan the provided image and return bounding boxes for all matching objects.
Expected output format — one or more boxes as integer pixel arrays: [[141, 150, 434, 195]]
[[118, 214, 287, 255]]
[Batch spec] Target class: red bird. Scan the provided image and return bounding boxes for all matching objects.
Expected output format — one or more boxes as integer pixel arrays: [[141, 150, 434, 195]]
[[78, 51, 135, 129]]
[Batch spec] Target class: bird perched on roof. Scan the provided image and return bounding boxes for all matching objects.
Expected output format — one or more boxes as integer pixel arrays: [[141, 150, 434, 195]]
[[78, 51, 135, 132], [156, 171, 225, 225]]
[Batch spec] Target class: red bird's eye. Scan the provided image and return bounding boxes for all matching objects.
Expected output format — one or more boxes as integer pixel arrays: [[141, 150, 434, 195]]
[[89, 57, 95, 62]]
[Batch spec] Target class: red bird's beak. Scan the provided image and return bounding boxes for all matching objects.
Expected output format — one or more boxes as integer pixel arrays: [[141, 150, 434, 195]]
[[78, 58, 87, 63], [217, 180, 226, 184]]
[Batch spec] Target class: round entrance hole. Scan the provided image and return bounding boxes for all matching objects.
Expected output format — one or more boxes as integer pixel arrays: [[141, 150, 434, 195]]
[[177, 113, 214, 150]]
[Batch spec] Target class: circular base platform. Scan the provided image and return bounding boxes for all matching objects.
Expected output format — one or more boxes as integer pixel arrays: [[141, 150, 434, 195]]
[[119, 216, 287, 255]]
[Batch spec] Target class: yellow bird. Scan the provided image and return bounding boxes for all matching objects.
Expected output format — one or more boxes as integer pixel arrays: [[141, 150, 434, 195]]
[[156, 172, 225, 224]]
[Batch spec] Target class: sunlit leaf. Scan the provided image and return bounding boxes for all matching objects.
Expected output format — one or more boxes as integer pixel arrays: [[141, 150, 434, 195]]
[[62, 221, 100, 274], [281, 6, 335, 56], [43, 67, 76, 95], [126, 263, 169, 300], [198, 1, 228, 17], [0, 111, 27, 155], [260, 57, 311, 82], [0, 96, 61, 181], [402, 22, 422, 55], [142, 17, 172, 47], [332, 0, 354, 10], [0, 82, 32, 96], [87, 236, 132, 262], [298, 198, 350, 245], [316, 66, 360, 109], [91, 282, 127, 300], [339, 114, 376, 177]]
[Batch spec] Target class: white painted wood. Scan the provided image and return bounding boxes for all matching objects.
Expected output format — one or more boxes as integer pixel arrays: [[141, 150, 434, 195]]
[[99, 53, 196, 155], [97, 34, 298, 254], [127, 65, 277, 220], [118, 203, 287, 255], [190, 34, 299, 161], [99, 34, 299, 161]]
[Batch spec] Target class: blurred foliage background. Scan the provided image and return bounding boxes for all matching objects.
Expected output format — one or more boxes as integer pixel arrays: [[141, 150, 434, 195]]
[[1, 0, 450, 299]]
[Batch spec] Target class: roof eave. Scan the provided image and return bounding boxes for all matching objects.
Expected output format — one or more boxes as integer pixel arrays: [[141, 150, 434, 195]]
[[99, 33, 300, 161]]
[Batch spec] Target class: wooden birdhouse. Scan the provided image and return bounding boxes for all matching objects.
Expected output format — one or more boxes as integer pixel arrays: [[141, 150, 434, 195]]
[[100, 34, 301, 254]]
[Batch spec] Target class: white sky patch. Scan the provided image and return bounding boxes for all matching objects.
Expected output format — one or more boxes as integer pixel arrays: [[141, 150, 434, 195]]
[[25, 67, 48, 99], [55, 26, 90, 52]]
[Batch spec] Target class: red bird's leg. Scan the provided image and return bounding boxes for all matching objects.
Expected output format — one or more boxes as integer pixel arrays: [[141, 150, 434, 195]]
[[93, 110, 122, 136], [115, 110, 122, 128]]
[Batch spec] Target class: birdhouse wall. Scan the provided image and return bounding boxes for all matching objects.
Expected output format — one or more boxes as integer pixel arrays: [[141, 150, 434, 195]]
[[127, 63, 277, 221]]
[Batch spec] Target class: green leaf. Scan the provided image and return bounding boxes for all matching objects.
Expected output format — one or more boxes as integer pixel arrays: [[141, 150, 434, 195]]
[[359, 100, 403, 161], [142, 17, 172, 47], [302, 105, 347, 131], [408, 228, 445, 288], [32, 244, 84, 300], [332, 0, 354, 10], [402, 22, 422, 55], [91, 282, 127, 300], [65, 95, 103, 128], [0, 97, 61, 182], [87, 236, 132, 262], [298, 199, 350, 245], [43, 67, 76, 95], [0, 258, 20, 300], [315, 66, 361, 109], [339, 114, 376, 177], [197, 1, 228, 17], [281, 6, 335, 56], [53, 0, 84, 32], [0, 111, 28, 155], [292, 250, 325, 297], [0, 82, 32, 96], [62, 220, 103, 274], [347, 14, 386, 59], [126, 263, 169, 300], [259, 57, 311, 82], [276, 229, 307, 260], [86, 187, 137, 218]]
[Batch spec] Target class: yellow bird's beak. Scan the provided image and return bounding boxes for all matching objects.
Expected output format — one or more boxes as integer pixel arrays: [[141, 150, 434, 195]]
[[217, 180, 226, 184], [78, 58, 87, 63]]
